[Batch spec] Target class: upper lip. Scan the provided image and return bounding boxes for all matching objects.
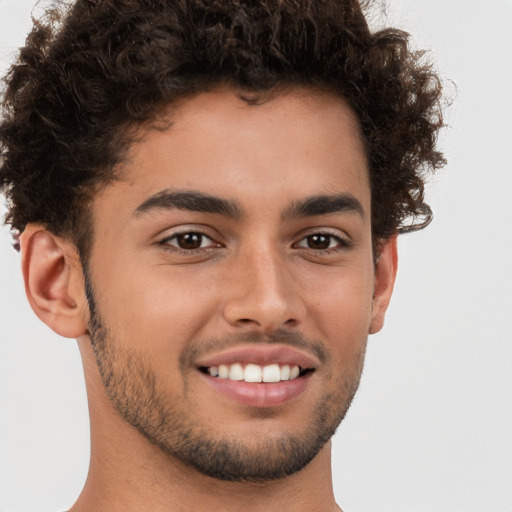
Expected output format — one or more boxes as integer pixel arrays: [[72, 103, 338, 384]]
[[195, 345, 320, 370]]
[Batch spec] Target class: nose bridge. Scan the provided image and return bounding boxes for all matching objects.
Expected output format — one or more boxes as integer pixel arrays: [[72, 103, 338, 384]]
[[222, 239, 303, 331]]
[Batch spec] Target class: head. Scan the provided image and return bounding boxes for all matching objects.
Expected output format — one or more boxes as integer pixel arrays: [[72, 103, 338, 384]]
[[0, 0, 445, 483]]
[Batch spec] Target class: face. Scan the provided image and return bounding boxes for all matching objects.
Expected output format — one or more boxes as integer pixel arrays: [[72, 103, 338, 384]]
[[83, 88, 389, 481]]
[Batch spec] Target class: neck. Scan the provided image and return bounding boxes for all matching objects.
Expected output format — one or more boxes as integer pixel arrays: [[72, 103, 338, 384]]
[[74, 438, 341, 512]]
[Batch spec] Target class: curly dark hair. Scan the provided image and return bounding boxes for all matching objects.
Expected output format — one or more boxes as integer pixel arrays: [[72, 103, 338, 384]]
[[0, 0, 445, 258]]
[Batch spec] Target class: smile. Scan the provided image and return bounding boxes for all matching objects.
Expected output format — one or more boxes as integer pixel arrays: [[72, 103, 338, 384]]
[[201, 363, 311, 383], [196, 345, 319, 407]]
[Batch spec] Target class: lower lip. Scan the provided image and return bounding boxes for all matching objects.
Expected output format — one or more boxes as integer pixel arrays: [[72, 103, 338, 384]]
[[200, 372, 312, 408]]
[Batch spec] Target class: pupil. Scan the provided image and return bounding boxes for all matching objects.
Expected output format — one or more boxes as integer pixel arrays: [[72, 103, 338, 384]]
[[308, 234, 330, 249], [178, 233, 202, 249]]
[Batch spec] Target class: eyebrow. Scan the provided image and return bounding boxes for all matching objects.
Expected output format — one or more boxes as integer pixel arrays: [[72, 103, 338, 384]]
[[134, 190, 242, 219], [283, 193, 365, 220], [134, 189, 364, 221]]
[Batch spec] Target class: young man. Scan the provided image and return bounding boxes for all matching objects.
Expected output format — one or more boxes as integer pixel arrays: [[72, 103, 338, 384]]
[[0, 1, 445, 510]]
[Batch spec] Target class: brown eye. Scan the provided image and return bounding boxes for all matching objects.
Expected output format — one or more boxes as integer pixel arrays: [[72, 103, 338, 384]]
[[176, 233, 203, 250], [162, 231, 218, 251], [295, 232, 347, 251], [306, 234, 332, 250]]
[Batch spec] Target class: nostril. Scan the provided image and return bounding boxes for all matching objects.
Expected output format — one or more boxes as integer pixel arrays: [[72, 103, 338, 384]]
[[223, 294, 305, 331]]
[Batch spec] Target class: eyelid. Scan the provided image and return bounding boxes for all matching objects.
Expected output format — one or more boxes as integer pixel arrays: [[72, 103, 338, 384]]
[[296, 226, 352, 240], [156, 225, 224, 250], [163, 233, 218, 249], [293, 228, 353, 250]]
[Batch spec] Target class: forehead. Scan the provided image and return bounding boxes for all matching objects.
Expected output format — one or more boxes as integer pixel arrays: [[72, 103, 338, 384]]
[[95, 87, 370, 220]]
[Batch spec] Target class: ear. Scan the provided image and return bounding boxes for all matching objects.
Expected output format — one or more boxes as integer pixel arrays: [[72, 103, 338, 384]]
[[20, 225, 88, 339], [369, 236, 398, 335]]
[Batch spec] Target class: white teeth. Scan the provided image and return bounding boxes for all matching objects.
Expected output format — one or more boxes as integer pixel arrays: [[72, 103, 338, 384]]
[[207, 363, 303, 383], [262, 364, 281, 383], [228, 363, 244, 381], [218, 364, 229, 379], [289, 365, 300, 379], [244, 364, 262, 382]]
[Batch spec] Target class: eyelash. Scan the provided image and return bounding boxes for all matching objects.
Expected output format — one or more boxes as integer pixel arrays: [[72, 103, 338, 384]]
[[293, 232, 352, 253], [158, 229, 221, 254], [157, 229, 351, 255]]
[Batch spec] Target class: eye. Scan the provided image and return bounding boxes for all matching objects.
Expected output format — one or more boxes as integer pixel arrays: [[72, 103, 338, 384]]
[[295, 233, 347, 251], [160, 231, 219, 251]]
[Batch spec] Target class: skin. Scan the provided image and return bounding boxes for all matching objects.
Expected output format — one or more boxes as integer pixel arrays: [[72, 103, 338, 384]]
[[20, 87, 397, 511]]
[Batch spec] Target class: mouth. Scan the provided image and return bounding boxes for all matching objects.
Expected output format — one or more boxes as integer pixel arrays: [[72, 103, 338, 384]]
[[195, 346, 318, 407], [199, 363, 313, 383]]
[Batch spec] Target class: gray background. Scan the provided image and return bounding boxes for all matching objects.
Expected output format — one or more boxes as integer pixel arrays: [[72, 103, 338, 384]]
[[1, 0, 511, 510]]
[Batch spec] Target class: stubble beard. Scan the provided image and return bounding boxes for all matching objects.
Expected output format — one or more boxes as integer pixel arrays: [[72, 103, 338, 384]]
[[84, 270, 367, 483]]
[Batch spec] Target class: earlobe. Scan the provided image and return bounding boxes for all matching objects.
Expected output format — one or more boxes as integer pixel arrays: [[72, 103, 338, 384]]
[[20, 225, 88, 339], [369, 236, 398, 335]]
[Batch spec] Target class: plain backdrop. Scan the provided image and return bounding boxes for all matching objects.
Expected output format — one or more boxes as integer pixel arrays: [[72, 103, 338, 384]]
[[1, 1, 511, 511]]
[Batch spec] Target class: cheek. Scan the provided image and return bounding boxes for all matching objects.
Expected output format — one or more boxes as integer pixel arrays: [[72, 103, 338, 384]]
[[301, 264, 375, 352], [91, 259, 221, 360]]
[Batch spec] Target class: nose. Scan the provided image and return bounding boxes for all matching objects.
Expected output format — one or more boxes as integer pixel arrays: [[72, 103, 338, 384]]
[[222, 245, 306, 333]]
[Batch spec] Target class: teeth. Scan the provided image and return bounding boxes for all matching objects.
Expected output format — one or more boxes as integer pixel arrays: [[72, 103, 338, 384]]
[[218, 364, 229, 379], [262, 364, 280, 383], [289, 365, 300, 379], [244, 364, 262, 382], [209, 363, 303, 383], [228, 363, 244, 381]]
